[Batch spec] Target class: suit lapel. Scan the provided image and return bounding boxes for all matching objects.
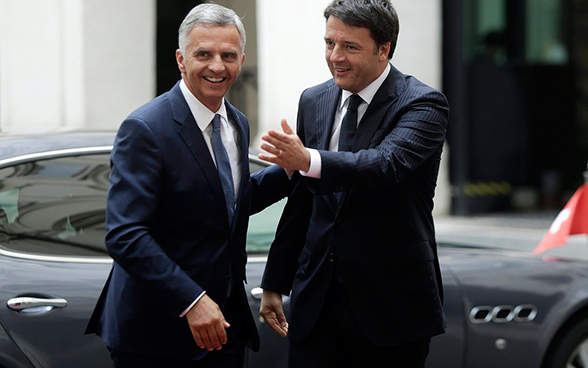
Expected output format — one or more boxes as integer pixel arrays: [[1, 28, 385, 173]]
[[314, 84, 341, 210], [226, 100, 250, 231], [337, 65, 406, 215], [315, 84, 341, 150], [350, 65, 405, 152], [169, 83, 228, 219]]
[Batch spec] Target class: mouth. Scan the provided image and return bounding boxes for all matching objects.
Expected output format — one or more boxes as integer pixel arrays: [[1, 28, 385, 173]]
[[333, 67, 351, 75], [204, 77, 226, 83]]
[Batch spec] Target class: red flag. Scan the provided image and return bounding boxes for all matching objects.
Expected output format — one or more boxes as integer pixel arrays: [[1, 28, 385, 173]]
[[534, 183, 588, 253]]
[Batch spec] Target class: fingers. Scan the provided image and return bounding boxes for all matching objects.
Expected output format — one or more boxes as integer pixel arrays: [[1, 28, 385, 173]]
[[207, 325, 224, 351], [193, 330, 205, 349], [186, 295, 230, 351], [260, 308, 286, 337], [262, 310, 288, 337], [192, 322, 227, 351], [263, 131, 289, 148], [260, 290, 289, 338], [281, 119, 294, 135], [269, 310, 289, 338]]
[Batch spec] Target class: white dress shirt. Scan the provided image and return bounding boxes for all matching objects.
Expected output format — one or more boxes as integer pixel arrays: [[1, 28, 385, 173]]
[[302, 63, 391, 178], [179, 79, 242, 201], [178, 79, 242, 317]]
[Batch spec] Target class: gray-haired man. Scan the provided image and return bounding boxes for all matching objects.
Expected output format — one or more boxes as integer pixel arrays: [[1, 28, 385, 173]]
[[86, 3, 289, 367]]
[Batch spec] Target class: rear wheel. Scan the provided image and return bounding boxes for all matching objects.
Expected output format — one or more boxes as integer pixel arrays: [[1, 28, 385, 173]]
[[544, 317, 588, 368]]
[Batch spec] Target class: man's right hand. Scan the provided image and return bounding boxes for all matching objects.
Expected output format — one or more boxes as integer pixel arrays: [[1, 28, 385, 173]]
[[186, 294, 230, 351], [260, 290, 289, 337]]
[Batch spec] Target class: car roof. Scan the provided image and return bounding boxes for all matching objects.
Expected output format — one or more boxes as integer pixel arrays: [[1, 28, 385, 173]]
[[0, 131, 271, 169], [0, 131, 117, 161]]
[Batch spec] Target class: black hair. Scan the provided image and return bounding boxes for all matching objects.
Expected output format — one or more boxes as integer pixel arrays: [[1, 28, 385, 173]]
[[324, 0, 399, 60]]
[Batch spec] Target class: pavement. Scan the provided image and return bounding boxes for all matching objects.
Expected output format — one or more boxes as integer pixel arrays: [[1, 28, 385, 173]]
[[433, 212, 588, 261]]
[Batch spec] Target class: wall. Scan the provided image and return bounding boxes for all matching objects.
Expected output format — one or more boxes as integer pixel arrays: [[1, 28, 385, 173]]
[[0, 0, 155, 133]]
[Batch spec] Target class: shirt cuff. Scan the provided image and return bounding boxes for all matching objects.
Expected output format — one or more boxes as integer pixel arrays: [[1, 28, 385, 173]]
[[300, 148, 321, 178], [179, 291, 206, 318]]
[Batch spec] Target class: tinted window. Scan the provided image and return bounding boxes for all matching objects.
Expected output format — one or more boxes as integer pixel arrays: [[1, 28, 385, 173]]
[[246, 162, 286, 253], [0, 154, 110, 257], [0, 154, 284, 258]]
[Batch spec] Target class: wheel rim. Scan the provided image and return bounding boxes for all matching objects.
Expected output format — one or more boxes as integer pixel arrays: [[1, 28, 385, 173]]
[[567, 338, 588, 368]]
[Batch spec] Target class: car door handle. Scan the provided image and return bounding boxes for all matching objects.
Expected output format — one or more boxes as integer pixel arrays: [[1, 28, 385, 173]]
[[7, 297, 68, 314], [251, 287, 263, 300]]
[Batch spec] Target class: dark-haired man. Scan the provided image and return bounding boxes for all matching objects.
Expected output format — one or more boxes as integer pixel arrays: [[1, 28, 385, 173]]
[[258, 0, 448, 366]]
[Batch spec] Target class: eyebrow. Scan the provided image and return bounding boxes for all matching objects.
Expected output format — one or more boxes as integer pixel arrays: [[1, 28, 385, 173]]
[[324, 37, 361, 48]]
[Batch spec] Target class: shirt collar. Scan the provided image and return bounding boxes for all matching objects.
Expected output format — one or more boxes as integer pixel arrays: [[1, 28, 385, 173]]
[[340, 63, 391, 110], [179, 79, 228, 131]]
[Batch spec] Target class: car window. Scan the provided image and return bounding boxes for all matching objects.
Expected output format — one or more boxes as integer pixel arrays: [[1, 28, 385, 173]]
[[246, 161, 286, 254], [0, 154, 110, 257], [0, 154, 285, 258]]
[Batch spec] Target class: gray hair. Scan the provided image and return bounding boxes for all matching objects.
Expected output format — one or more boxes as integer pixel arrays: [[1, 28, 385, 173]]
[[178, 3, 246, 55]]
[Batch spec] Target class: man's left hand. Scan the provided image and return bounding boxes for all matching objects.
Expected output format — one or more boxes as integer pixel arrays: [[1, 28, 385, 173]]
[[259, 120, 310, 172]]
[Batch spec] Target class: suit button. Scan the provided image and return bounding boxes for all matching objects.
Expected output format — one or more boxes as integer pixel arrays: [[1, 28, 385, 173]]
[[224, 275, 230, 282], [328, 253, 335, 262]]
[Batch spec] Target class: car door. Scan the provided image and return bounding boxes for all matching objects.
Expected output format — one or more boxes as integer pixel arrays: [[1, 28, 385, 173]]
[[0, 150, 113, 368], [244, 159, 290, 368]]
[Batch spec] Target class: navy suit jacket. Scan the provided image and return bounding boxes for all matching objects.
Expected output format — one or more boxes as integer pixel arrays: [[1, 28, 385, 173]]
[[86, 82, 289, 360], [261, 65, 449, 346]]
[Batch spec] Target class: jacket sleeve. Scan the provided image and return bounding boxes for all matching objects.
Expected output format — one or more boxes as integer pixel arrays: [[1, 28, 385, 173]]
[[318, 88, 448, 194], [250, 164, 294, 215], [105, 118, 203, 317], [261, 94, 314, 295]]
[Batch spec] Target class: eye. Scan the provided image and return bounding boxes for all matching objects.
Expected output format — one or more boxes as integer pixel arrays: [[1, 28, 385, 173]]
[[325, 40, 335, 48], [195, 50, 210, 59], [223, 53, 238, 61]]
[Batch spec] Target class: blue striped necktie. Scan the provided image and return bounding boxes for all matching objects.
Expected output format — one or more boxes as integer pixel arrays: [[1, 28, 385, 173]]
[[211, 114, 235, 224]]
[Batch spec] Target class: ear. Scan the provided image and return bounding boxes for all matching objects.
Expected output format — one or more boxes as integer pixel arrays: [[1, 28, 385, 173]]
[[176, 49, 186, 74], [240, 53, 246, 67], [379, 42, 391, 61]]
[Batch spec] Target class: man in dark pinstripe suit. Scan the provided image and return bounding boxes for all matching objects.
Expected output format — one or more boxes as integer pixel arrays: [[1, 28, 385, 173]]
[[257, 0, 448, 367]]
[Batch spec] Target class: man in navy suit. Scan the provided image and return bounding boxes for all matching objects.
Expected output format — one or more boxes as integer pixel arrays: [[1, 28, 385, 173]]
[[86, 4, 289, 367], [258, 0, 448, 367]]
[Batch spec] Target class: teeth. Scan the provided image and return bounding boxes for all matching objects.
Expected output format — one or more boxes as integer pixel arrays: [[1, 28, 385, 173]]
[[205, 77, 224, 83]]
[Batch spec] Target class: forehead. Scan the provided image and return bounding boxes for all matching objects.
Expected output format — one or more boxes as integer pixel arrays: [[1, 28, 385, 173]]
[[324, 16, 374, 43], [186, 24, 242, 51]]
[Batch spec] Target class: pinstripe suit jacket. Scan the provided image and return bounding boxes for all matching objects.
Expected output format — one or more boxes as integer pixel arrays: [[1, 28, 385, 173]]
[[261, 64, 449, 346]]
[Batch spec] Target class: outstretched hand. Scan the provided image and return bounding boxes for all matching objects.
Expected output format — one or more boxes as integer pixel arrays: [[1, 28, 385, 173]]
[[259, 120, 311, 172]]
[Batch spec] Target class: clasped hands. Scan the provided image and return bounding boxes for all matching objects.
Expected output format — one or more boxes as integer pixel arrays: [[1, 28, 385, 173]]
[[259, 119, 310, 173]]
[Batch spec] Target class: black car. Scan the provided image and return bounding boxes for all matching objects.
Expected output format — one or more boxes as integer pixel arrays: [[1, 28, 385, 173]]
[[0, 132, 587, 368]]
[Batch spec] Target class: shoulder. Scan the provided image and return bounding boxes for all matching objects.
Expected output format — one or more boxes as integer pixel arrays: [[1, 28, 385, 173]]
[[392, 68, 447, 106], [300, 79, 337, 101], [127, 92, 173, 125]]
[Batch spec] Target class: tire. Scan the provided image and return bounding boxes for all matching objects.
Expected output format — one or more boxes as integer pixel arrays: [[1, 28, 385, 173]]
[[544, 317, 588, 368]]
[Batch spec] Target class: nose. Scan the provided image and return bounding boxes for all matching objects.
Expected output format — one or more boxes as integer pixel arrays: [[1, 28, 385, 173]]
[[209, 55, 225, 73], [329, 45, 346, 63]]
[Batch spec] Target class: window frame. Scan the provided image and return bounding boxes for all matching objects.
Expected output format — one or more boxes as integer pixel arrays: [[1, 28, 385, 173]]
[[0, 146, 113, 264]]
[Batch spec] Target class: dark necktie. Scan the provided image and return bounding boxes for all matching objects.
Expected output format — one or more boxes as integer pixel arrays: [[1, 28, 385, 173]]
[[338, 94, 363, 152], [211, 114, 235, 224]]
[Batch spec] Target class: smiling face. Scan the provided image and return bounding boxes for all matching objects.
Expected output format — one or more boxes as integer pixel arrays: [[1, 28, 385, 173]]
[[324, 16, 390, 93], [176, 24, 245, 112]]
